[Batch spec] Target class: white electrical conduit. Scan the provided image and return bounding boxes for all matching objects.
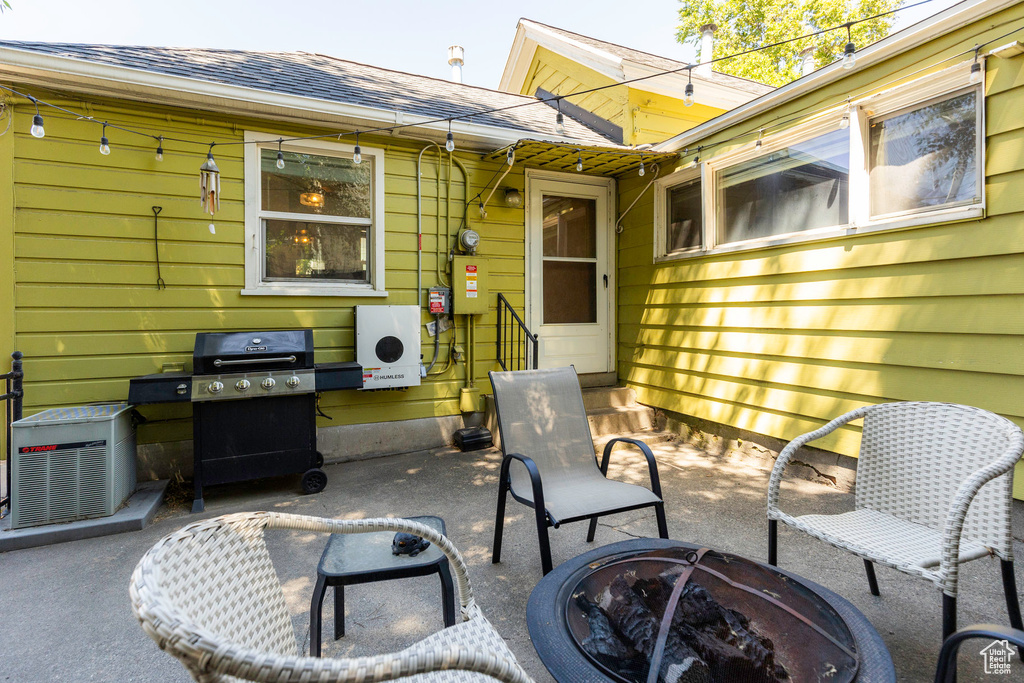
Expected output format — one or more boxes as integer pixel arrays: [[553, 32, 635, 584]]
[[615, 163, 660, 234], [478, 158, 514, 219], [414, 140, 443, 307]]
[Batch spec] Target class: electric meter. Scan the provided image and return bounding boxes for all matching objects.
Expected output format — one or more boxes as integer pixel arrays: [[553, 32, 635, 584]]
[[459, 228, 480, 253]]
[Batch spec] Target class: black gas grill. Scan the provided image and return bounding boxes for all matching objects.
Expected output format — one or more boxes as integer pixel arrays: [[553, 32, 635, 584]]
[[128, 329, 361, 512]]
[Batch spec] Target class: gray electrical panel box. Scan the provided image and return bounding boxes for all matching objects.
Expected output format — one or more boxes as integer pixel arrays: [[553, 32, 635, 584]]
[[11, 403, 137, 529]]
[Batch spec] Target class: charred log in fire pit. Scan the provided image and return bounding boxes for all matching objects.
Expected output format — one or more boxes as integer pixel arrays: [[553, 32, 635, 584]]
[[574, 570, 789, 683]]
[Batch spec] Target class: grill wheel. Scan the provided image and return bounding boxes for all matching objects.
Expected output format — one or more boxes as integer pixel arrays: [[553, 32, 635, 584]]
[[301, 468, 328, 495]]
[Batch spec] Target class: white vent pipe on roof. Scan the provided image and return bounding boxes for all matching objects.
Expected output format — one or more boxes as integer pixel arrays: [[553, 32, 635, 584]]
[[448, 45, 465, 83], [697, 23, 717, 76], [799, 47, 817, 77]]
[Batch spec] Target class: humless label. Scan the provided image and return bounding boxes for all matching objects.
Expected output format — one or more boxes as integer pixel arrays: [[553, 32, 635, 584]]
[[245, 346, 268, 352], [20, 440, 106, 454]]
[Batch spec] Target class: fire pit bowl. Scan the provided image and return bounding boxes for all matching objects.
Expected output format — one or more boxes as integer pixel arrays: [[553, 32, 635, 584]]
[[527, 539, 895, 683]]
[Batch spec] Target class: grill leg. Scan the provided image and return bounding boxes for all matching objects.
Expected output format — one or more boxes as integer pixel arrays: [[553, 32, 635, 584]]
[[1002, 559, 1023, 630], [768, 519, 778, 566], [864, 559, 881, 596]]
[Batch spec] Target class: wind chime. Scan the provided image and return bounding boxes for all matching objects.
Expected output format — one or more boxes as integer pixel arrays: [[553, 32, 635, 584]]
[[199, 145, 220, 234]]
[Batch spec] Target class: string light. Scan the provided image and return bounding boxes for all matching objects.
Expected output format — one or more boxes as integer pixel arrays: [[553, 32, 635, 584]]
[[445, 120, 455, 152], [28, 96, 44, 138], [690, 147, 701, 168], [839, 101, 851, 129], [754, 129, 763, 149], [352, 132, 362, 164], [575, 152, 583, 172], [155, 136, 164, 162], [970, 45, 983, 84], [276, 138, 285, 169], [99, 123, 110, 155], [684, 68, 695, 107], [506, 146, 515, 166], [555, 99, 565, 135], [638, 156, 645, 177], [843, 24, 857, 70]]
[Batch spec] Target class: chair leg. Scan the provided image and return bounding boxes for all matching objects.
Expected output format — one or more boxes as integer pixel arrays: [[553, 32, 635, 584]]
[[535, 507, 553, 575], [492, 482, 508, 564], [333, 584, 345, 640], [655, 503, 669, 539], [438, 561, 456, 628], [768, 519, 778, 566], [1001, 559, 1023, 630], [864, 559, 880, 596], [587, 516, 599, 543], [943, 594, 957, 641], [309, 573, 327, 657]]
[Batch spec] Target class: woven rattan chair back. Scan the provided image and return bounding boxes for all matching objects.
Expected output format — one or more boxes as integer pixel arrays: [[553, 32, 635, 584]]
[[489, 367, 597, 496], [856, 402, 1019, 557]]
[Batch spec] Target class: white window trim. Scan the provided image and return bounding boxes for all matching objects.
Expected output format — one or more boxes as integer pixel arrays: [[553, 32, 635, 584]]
[[655, 60, 984, 262], [242, 131, 387, 297], [653, 165, 703, 262]]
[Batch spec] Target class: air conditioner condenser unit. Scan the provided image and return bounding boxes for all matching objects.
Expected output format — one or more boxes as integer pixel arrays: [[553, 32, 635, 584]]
[[355, 305, 422, 390]]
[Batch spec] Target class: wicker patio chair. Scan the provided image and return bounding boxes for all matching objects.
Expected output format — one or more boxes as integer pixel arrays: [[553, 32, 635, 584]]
[[489, 367, 668, 575], [130, 511, 533, 683], [933, 624, 1024, 682], [767, 402, 1024, 640]]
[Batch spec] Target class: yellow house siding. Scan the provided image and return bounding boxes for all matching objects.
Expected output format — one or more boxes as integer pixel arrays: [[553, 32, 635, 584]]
[[9, 91, 522, 446], [616, 6, 1024, 498], [627, 89, 725, 146], [521, 47, 627, 136], [0, 89, 14, 458]]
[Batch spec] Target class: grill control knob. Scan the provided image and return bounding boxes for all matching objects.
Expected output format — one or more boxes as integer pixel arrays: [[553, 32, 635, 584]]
[[286, 376, 300, 388], [208, 381, 224, 394], [235, 379, 251, 392], [261, 377, 276, 390]]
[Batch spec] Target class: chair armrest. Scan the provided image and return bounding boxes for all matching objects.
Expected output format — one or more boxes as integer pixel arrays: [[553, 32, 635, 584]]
[[767, 406, 872, 515], [934, 624, 1024, 683], [600, 437, 664, 499], [265, 513, 480, 619], [500, 452, 550, 526], [939, 439, 1023, 592]]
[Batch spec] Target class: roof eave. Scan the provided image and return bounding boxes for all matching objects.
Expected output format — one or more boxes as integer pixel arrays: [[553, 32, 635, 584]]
[[653, 0, 1016, 153], [0, 45, 591, 150]]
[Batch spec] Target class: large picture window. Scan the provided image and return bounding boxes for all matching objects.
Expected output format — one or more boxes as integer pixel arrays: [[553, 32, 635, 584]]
[[654, 64, 983, 261], [243, 134, 386, 296]]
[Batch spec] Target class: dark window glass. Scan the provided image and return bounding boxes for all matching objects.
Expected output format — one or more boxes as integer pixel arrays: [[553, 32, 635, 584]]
[[667, 177, 702, 253], [260, 149, 370, 218], [264, 220, 368, 282]]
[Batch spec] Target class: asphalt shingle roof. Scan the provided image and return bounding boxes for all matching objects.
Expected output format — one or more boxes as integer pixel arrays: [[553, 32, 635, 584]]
[[520, 19, 775, 97], [0, 40, 619, 145]]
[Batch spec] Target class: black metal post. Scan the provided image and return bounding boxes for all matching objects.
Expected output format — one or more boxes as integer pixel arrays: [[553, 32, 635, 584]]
[[1, 351, 24, 517], [864, 559, 881, 596]]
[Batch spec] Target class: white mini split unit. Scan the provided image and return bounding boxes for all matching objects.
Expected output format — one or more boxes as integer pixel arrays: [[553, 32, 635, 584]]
[[11, 403, 137, 529], [355, 305, 422, 390]]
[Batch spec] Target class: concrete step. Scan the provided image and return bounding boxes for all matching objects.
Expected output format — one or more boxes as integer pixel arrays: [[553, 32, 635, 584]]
[[581, 385, 638, 411], [586, 404, 655, 437]]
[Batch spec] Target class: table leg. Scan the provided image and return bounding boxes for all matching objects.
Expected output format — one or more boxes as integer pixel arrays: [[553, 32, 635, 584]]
[[334, 583, 346, 640], [310, 573, 327, 657], [439, 561, 456, 627]]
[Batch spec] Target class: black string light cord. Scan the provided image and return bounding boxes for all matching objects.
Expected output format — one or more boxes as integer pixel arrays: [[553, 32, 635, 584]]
[[0, 0, 948, 159]]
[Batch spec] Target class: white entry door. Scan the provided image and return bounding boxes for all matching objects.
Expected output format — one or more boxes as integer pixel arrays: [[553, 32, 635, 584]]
[[527, 172, 614, 374]]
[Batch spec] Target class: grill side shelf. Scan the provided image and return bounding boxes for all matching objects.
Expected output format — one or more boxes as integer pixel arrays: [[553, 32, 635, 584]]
[[314, 362, 363, 391], [127, 373, 192, 405]]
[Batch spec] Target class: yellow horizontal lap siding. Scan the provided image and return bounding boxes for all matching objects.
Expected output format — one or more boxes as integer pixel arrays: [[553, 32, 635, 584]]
[[8, 91, 525, 448], [614, 6, 1024, 498], [628, 89, 726, 146]]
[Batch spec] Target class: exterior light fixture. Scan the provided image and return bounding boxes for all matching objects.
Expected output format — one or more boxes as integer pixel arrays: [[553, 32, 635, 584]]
[[504, 187, 523, 208]]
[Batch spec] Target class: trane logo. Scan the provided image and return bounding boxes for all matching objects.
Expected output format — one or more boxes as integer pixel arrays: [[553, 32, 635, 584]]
[[245, 346, 268, 352], [20, 440, 105, 453], [21, 444, 57, 453]]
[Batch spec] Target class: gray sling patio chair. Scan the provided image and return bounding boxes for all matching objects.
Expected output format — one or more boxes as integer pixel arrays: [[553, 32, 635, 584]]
[[767, 402, 1024, 640], [489, 366, 668, 575], [130, 512, 533, 682]]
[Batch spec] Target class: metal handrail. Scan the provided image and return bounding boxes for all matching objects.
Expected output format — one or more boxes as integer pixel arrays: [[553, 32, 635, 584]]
[[496, 294, 538, 371], [1, 351, 24, 518]]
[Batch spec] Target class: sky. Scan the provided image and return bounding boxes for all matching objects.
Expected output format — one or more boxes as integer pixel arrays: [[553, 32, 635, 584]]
[[0, 0, 964, 90]]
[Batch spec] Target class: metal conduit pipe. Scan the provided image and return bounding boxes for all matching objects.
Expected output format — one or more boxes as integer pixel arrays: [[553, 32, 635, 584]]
[[413, 140, 443, 308]]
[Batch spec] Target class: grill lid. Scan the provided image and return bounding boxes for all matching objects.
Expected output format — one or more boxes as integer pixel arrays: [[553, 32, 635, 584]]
[[193, 330, 314, 374]]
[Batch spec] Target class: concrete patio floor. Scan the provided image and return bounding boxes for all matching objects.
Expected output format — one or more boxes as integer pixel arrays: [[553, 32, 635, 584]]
[[1, 439, 1022, 682]]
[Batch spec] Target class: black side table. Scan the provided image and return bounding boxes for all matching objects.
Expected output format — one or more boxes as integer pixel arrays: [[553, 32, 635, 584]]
[[309, 515, 455, 657]]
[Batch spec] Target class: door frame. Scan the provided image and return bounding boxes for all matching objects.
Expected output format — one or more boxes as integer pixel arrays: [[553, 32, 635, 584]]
[[524, 168, 617, 374]]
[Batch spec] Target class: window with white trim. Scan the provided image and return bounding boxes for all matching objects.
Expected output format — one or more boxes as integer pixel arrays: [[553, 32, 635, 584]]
[[243, 133, 386, 296], [654, 62, 983, 261]]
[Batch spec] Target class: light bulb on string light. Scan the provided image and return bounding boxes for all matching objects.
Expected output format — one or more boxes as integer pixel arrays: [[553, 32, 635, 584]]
[[506, 146, 515, 166], [638, 157, 645, 177], [842, 24, 857, 70], [353, 132, 362, 165], [690, 147, 701, 168], [970, 46, 983, 84], [755, 129, 763, 150], [575, 152, 583, 173], [555, 99, 566, 135], [839, 102, 851, 130], [276, 138, 285, 169], [28, 96, 44, 138], [155, 137, 164, 162], [445, 120, 455, 152], [684, 68, 695, 107], [99, 123, 110, 155]]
